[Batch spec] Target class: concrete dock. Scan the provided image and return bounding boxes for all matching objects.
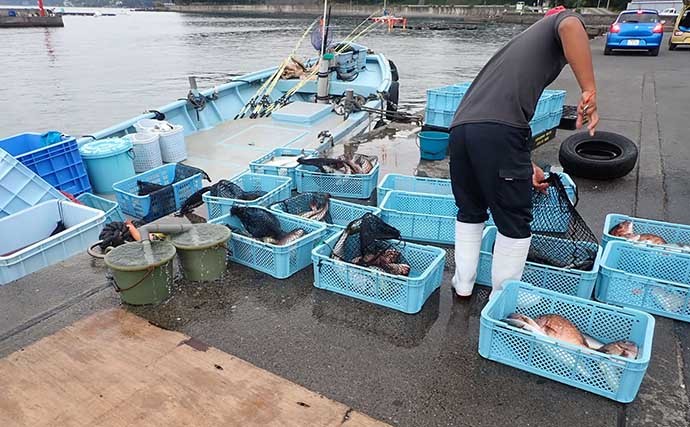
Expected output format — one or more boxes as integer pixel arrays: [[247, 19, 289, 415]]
[[1, 34, 689, 426]]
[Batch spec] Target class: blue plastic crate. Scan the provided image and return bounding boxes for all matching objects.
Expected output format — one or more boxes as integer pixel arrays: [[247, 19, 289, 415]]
[[426, 83, 470, 113], [534, 92, 554, 117], [476, 227, 601, 299], [269, 192, 381, 240], [530, 112, 552, 136], [380, 190, 457, 245], [295, 162, 379, 200], [0, 200, 106, 285], [203, 172, 292, 220], [0, 149, 66, 219], [249, 148, 318, 190], [602, 213, 690, 250], [376, 173, 452, 206], [545, 89, 567, 114], [479, 281, 655, 403], [0, 132, 91, 196], [209, 208, 327, 279], [112, 163, 204, 222], [311, 230, 446, 314], [76, 192, 126, 224], [596, 240, 690, 323], [424, 107, 456, 129]]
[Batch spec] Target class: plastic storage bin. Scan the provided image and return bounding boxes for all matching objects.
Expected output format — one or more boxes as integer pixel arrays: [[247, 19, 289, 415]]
[[602, 213, 690, 249], [296, 162, 379, 200], [596, 240, 690, 323], [209, 208, 327, 279], [0, 131, 91, 196], [76, 192, 126, 224], [311, 230, 446, 314], [112, 163, 204, 222], [0, 200, 106, 285], [377, 173, 452, 205], [249, 147, 318, 190], [124, 132, 163, 173], [270, 193, 382, 240], [159, 124, 187, 163], [79, 138, 136, 194], [203, 172, 292, 220], [380, 190, 457, 244], [0, 149, 66, 219], [479, 281, 655, 403], [476, 226, 601, 299]]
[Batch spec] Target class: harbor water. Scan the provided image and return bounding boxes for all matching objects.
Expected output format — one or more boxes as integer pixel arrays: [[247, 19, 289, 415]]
[[0, 10, 526, 138]]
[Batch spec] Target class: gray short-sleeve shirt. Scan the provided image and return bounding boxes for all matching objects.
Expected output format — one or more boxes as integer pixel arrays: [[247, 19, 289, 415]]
[[450, 11, 586, 130]]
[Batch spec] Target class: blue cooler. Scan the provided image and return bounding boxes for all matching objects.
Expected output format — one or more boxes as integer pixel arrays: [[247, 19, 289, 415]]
[[79, 138, 135, 194]]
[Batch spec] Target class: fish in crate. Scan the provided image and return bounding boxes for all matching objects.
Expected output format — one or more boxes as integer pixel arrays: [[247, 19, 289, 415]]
[[175, 179, 267, 217], [297, 153, 377, 175], [230, 206, 306, 246]]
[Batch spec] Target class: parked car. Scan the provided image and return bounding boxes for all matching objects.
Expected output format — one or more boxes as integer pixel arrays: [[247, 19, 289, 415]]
[[605, 9, 665, 56], [669, 4, 690, 50]]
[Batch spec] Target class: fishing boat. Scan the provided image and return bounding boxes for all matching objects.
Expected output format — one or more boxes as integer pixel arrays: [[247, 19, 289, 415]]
[[75, 16, 400, 181]]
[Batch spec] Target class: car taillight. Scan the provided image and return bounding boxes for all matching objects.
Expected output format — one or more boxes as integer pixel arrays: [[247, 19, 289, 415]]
[[610, 23, 620, 33], [653, 23, 663, 33]]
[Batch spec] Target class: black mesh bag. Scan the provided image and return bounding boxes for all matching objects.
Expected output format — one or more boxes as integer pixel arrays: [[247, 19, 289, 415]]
[[278, 192, 334, 224], [527, 173, 599, 271], [140, 163, 210, 223], [330, 213, 411, 275]]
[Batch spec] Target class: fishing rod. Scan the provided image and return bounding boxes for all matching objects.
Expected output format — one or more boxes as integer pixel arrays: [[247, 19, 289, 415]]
[[246, 18, 319, 119], [260, 16, 383, 117], [235, 18, 318, 120]]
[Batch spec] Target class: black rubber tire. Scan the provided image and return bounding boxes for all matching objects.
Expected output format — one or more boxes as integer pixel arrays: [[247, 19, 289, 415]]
[[669, 42, 677, 51], [388, 59, 399, 82], [604, 46, 612, 55], [558, 131, 639, 180], [386, 80, 400, 120], [649, 47, 659, 56]]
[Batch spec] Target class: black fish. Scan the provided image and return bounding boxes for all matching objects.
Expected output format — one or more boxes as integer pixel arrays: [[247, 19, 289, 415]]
[[230, 206, 283, 240], [50, 221, 67, 237], [137, 180, 167, 196], [211, 180, 244, 199], [297, 157, 346, 173], [239, 190, 267, 200]]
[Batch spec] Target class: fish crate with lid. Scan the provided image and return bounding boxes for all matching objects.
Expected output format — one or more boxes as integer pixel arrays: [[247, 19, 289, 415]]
[[112, 163, 207, 223], [596, 240, 690, 323], [249, 148, 318, 190], [479, 281, 655, 403], [202, 172, 292, 220], [295, 154, 380, 200], [311, 214, 446, 314], [269, 192, 382, 240], [209, 206, 327, 279]]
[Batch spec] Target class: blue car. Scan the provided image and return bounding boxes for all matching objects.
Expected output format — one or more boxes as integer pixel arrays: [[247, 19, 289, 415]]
[[605, 9, 665, 56]]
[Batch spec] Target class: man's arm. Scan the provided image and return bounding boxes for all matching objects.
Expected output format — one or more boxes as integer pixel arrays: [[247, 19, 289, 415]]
[[558, 16, 599, 136]]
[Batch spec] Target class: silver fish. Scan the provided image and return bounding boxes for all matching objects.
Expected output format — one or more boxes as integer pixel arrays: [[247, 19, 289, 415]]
[[597, 340, 639, 359], [278, 228, 305, 245]]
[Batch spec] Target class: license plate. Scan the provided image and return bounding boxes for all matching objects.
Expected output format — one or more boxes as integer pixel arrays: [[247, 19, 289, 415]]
[[627, 39, 640, 46]]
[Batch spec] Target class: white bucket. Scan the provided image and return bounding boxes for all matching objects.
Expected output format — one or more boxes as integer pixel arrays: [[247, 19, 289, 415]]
[[159, 125, 187, 163], [134, 119, 174, 135], [127, 132, 163, 173]]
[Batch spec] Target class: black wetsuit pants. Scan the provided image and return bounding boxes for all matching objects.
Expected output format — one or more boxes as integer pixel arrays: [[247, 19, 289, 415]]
[[448, 122, 534, 239]]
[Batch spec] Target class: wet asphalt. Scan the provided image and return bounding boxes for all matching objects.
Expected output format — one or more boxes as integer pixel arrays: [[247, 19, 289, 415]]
[[1, 35, 690, 427]]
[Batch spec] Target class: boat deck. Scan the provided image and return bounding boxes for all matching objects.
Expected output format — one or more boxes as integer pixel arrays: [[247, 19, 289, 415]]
[[184, 101, 363, 181]]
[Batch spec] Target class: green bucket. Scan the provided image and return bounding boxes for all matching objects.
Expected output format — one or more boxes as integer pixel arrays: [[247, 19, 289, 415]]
[[104, 240, 177, 306], [170, 223, 231, 282]]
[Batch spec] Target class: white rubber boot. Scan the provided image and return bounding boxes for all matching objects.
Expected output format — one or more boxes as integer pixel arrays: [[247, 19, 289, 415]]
[[490, 231, 531, 299], [451, 221, 485, 297]]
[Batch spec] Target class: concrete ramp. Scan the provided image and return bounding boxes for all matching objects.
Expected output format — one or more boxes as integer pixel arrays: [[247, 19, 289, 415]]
[[0, 308, 388, 427]]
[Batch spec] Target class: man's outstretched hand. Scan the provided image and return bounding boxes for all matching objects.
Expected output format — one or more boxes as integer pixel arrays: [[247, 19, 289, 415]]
[[577, 90, 599, 136], [532, 163, 549, 194]]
